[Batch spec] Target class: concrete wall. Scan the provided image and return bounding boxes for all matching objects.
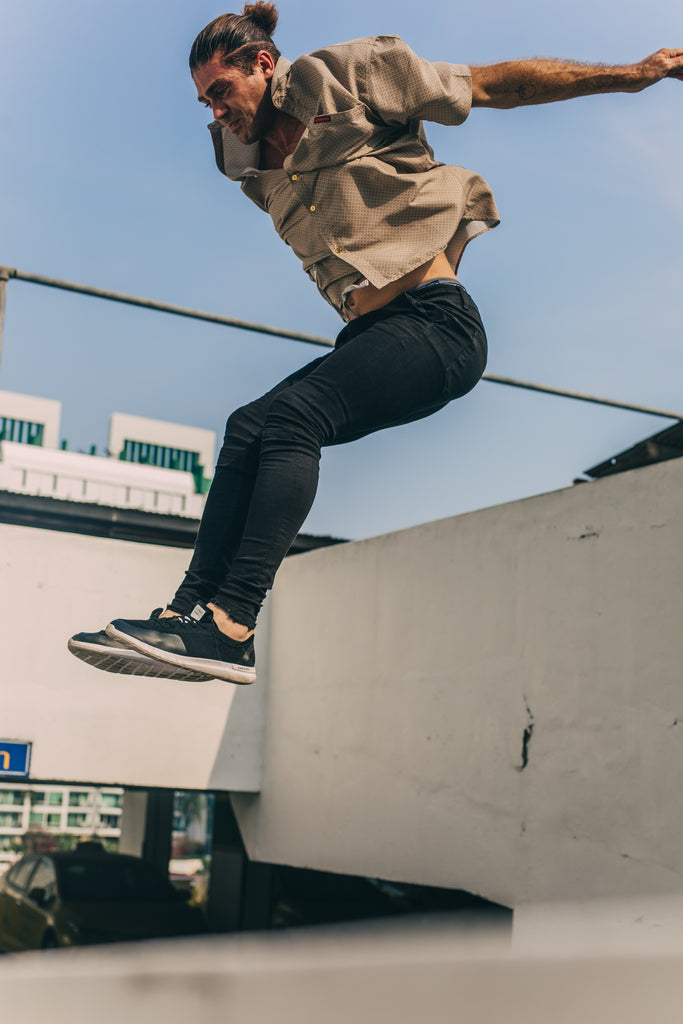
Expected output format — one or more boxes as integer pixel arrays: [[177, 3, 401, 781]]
[[514, 892, 683, 954], [0, 524, 267, 791], [3, 456, 683, 909], [233, 458, 683, 907]]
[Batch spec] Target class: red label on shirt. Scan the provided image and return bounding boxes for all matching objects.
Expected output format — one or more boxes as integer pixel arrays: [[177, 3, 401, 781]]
[[313, 115, 331, 124]]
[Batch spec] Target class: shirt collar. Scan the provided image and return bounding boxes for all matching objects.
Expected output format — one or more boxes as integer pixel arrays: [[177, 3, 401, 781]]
[[208, 56, 297, 181]]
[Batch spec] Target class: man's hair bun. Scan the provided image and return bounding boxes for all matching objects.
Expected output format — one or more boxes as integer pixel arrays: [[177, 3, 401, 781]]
[[242, 2, 278, 37], [189, 3, 281, 73]]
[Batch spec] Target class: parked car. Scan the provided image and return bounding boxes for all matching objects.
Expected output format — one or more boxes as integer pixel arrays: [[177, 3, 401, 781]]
[[0, 846, 206, 951]]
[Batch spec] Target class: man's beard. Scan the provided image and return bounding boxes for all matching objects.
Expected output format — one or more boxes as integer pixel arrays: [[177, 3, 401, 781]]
[[241, 85, 276, 145]]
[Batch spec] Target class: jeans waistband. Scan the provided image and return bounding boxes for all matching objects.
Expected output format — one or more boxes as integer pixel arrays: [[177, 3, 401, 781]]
[[408, 277, 462, 294], [342, 277, 463, 323], [336, 278, 471, 348]]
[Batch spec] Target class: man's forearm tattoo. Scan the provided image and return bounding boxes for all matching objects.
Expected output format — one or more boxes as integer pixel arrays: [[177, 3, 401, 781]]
[[518, 83, 537, 101]]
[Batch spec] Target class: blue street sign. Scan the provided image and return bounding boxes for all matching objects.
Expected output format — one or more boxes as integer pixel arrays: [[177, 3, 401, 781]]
[[0, 741, 32, 778]]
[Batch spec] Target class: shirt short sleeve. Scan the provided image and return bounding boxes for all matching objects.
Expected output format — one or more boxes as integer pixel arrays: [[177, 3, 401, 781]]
[[363, 35, 472, 127]]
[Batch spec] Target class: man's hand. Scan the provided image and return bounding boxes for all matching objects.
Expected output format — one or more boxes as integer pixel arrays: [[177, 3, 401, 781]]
[[639, 48, 683, 87], [471, 49, 683, 109]]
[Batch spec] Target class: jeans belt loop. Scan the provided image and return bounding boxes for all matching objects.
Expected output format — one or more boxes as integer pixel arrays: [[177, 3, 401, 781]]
[[402, 287, 425, 314]]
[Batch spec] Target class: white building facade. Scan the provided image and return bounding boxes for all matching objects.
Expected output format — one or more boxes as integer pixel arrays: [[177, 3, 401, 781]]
[[0, 784, 123, 870], [0, 390, 216, 519]]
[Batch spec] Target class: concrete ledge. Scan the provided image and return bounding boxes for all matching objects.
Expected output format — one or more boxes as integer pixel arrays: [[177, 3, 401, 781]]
[[1, 916, 683, 1024]]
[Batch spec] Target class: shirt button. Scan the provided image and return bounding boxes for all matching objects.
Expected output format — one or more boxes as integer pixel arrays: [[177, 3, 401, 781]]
[[334, 246, 343, 253], [310, 205, 316, 212], [291, 174, 298, 180]]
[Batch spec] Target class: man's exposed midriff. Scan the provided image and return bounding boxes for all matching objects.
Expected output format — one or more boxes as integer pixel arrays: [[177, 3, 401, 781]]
[[345, 252, 457, 318]]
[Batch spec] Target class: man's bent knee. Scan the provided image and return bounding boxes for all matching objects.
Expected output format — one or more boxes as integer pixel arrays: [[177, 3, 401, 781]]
[[262, 389, 332, 450]]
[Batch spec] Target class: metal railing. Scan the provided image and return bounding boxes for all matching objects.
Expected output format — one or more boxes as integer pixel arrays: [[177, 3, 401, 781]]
[[1, 264, 681, 422]]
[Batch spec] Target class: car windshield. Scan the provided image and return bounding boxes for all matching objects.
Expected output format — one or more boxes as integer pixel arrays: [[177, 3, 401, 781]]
[[56, 858, 178, 903]]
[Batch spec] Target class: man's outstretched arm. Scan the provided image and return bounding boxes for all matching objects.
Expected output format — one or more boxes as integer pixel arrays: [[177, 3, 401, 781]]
[[470, 48, 683, 108]]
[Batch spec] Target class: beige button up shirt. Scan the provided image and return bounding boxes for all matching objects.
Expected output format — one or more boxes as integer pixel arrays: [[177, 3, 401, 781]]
[[209, 35, 500, 310]]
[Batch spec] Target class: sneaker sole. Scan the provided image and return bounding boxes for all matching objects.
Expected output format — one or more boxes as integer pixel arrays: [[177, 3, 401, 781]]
[[105, 625, 256, 685], [68, 638, 215, 682]]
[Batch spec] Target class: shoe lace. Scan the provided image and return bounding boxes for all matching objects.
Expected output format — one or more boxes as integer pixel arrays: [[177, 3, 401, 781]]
[[154, 604, 214, 632]]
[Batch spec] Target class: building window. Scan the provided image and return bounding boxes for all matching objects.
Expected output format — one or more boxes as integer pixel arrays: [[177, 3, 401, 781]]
[[67, 813, 88, 828], [119, 439, 201, 474], [0, 813, 22, 828], [98, 814, 120, 829], [100, 793, 121, 809], [46, 814, 61, 829], [0, 416, 44, 446], [47, 792, 63, 806], [30, 791, 46, 807], [68, 792, 91, 808], [0, 790, 25, 807], [29, 812, 44, 826]]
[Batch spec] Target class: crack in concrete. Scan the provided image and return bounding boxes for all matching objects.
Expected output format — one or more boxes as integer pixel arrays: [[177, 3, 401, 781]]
[[517, 696, 535, 771]]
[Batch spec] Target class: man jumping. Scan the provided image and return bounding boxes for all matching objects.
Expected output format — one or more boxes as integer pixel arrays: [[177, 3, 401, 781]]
[[69, 2, 683, 684]]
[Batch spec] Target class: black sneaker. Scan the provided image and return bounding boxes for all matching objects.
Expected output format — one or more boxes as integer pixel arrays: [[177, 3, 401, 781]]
[[68, 610, 215, 682], [105, 602, 256, 685]]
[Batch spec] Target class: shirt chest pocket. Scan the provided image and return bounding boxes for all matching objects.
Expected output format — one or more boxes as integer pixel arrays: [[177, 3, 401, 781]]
[[299, 104, 377, 167]]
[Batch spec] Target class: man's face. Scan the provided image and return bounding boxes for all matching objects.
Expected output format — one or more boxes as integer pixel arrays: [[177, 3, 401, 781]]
[[194, 52, 275, 145]]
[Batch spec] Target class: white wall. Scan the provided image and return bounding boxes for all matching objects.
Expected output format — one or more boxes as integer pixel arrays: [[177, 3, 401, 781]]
[[232, 458, 683, 907], [0, 525, 267, 792], [2, 457, 683, 909], [0, 441, 206, 516], [0, 390, 61, 448], [109, 412, 216, 473]]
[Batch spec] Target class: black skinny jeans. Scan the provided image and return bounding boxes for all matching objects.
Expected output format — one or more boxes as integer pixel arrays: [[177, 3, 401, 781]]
[[169, 281, 488, 629]]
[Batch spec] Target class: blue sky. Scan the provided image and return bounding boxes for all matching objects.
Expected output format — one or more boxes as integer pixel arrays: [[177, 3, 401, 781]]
[[1, 0, 682, 540]]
